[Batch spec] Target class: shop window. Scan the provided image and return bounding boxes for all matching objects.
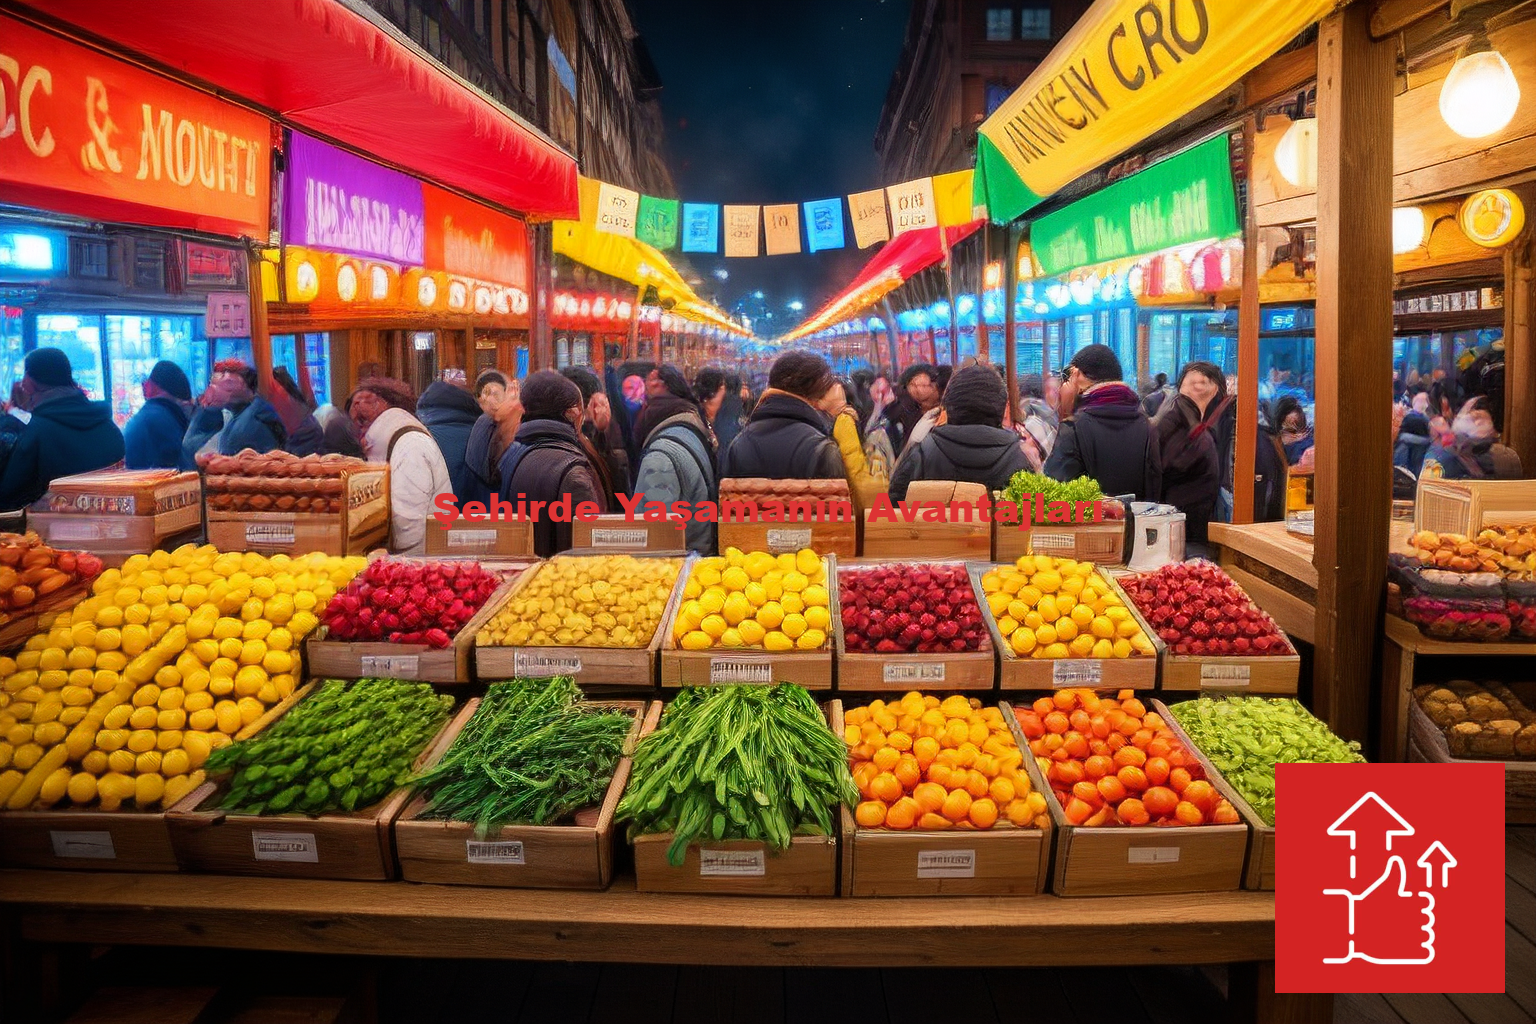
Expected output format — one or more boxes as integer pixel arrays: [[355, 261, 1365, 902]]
[[986, 8, 1013, 40], [0, 308, 23, 400], [69, 238, 112, 279], [104, 315, 210, 427], [132, 241, 165, 291], [271, 333, 333, 409], [1019, 6, 1052, 39], [214, 337, 255, 368], [35, 314, 106, 401]]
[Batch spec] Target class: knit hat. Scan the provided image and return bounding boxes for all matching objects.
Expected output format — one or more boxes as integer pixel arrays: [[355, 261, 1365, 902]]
[[521, 369, 583, 422], [942, 363, 1008, 426], [24, 347, 74, 388], [560, 366, 603, 404], [1067, 343, 1123, 383], [148, 360, 192, 401]]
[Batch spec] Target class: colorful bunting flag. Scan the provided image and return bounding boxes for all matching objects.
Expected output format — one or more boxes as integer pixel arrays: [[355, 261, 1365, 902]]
[[933, 169, 982, 227], [595, 181, 639, 237], [681, 203, 719, 253], [763, 203, 801, 255], [636, 195, 679, 249], [724, 205, 760, 257], [848, 188, 890, 249], [886, 177, 937, 237], [803, 198, 845, 253]]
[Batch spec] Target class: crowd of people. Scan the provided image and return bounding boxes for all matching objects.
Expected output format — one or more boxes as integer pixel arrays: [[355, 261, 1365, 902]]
[[0, 338, 1522, 556]]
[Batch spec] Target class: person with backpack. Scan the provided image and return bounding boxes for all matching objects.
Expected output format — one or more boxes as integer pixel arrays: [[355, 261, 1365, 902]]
[[1152, 362, 1232, 546], [348, 377, 452, 555], [1044, 344, 1161, 502], [888, 363, 1028, 502], [632, 369, 718, 554], [1422, 398, 1523, 481], [820, 375, 887, 511], [721, 352, 846, 481], [501, 370, 609, 556], [183, 359, 286, 462]]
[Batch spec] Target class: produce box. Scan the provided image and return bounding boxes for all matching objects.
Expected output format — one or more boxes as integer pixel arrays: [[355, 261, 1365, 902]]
[[840, 695, 1049, 896], [1010, 690, 1248, 896], [992, 521, 1126, 564], [1409, 681, 1536, 824], [627, 698, 848, 896], [474, 554, 689, 690], [1416, 478, 1536, 535], [30, 469, 203, 553], [971, 562, 1159, 691], [305, 560, 523, 684], [861, 481, 992, 560], [422, 516, 533, 557], [715, 478, 857, 558], [203, 451, 390, 557], [660, 553, 837, 689], [834, 561, 995, 692], [0, 536, 103, 654], [166, 680, 463, 880], [571, 515, 690, 553], [395, 695, 647, 888]]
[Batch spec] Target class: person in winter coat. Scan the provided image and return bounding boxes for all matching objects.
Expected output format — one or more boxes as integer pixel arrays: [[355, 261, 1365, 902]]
[[416, 380, 483, 502], [563, 366, 630, 497], [123, 361, 193, 470], [0, 348, 125, 509], [475, 370, 510, 415], [502, 371, 609, 556], [714, 373, 746, 455], [720, 352, 845, 481], [268, 368, 325, 457], [459, 380, 524, 509], [1394, 411, 1433, 479], [1423, 399, 1523, 480], [883, 364, 940, 455], [1152, 362, 1229, 545], [1271, 396, 1313, 466], [182, 360, 286, 462], [632, 380, 718, 555], [348, 377, 453, 555], [888, 363, 1028, 501], [819, 376, 885, 510], [1044, 344, 1161, 501]]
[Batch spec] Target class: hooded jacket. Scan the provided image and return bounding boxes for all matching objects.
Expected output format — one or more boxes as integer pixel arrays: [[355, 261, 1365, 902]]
[[1424, 436, 1523, 480], [1152, 393, 1222, 543], [632, 410, 718, 554], [123, 396, 192, 470], [1394, 413, 1432, 478], [416, 381, 482, 499], [362, 406, 453, 555], [1043, 383, 1161, 502], [720, 390, 845, 481], [887, 422, 1029, 502], [0, 389, 126, 509], [182, 395, 286, 463], [503, 418, 608, 556]]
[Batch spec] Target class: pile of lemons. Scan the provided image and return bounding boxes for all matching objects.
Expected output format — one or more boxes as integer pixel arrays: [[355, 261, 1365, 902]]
[[979, 555, 1155, 660], [477, 554, 683, 648], [673, 548, 831, 652], [0, 545, 364, 811]]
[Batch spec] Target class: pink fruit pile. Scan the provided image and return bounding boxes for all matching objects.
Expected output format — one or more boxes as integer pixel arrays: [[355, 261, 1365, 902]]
[[1121, 561, 1291, 657], [839, 564, 990, 654], [321, 560, 502, 648]]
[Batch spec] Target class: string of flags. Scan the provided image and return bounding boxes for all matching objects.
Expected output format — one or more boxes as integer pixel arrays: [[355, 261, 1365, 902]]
[[582, 170, 984, 257]]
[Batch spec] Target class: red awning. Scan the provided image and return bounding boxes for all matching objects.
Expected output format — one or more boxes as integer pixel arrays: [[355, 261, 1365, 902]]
[[21, 0, 579, 220]]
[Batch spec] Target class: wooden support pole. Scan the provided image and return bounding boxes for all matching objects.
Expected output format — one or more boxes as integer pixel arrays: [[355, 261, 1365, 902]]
[[1003, 224, 1020, 424], [1135, 319, 1150, 390], [531, 223, 553, 373], [944, 255, 960, 366], [1505, 229, 1535, 470], [626, 281, 644, 363], [246, 248, 274, 396], [978, 226, 992, 363], [1312, 4, 1395, 744], [1234, 116, 1262, 525]]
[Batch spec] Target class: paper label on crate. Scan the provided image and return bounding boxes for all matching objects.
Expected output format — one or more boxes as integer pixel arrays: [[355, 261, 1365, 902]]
[[359, 654, 420, 678], [514, 650, 583, 677], [1051, 660, 1102, 686], [590, 527, 650, 548], [45, 519, 104, 542], [699, 848, 766, 876], [49, 830, 116, 859], [916, 849, 976, 878], [251, 831, 319, 862], [883, 662, 946, 684], [1200, 664, 1251, 686], [466, 840, 526, 865], [446, 530, 500, 549], [1028, 530, 1076, 552], [1127, 846, 1182, 864], [709, 658, 773, 684], [246, 521, 296, 546], [765, 527, 813, 553]]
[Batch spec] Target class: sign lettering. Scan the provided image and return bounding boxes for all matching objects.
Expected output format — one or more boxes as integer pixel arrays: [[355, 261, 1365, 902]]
[[252, 831, 319, 862], [917, 849, 976, 878], [359, 654, 421, 677], [591, 527, 650, 549], [513, 650, 583, 678], [466, 840, 526, 864], [1052, 659, 1103, 685], [699, 848, 766, 876], [284, 130, 423, 264], [709, 658, 773, 685], [765, 527, 813, 553], [883, 662, 947, 684], [245, 521, 296, 547], [50, 830, 116, 859], [1127, 846, 1182, 863]]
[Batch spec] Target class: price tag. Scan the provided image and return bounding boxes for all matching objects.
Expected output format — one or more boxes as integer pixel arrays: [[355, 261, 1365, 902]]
[[514, 650, 583, 677], [45, 519, 103, 542], [883, 662, 946, 684], [359, 654, 421, 678], [765, 527, 812, 553], [709, 658, 773, 685], [1028, 531, 1075, 552], [590, 527, 649, 548], [246, 521, 296, 546], [446, 530, 500, 549], [1200, 664, 1251, 687], [1051, 660, 1102, 686], [466, 840, 525, 864], [916, 849, 976, 878], [50, 830, 116, 860], [1127, 846, 1181, 864], [699, 848, 766, 876], [252, 831, 319, 862]]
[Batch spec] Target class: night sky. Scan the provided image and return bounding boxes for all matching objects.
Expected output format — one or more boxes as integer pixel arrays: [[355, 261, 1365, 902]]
[[628, 0, 911, 336]]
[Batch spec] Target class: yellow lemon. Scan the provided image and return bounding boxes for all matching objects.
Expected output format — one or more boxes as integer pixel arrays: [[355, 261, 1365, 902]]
[[1036, 595, 1058, 623], [744, 552, 776, 580], [94, 604, 124, 629], [92, 628, 121, 652], [988, 592, 1012, 618], [1069, 633, 1096, 657], [1055, 618, 1078, 642], [1112, 638, 1133, 659], [782, 571, 808, 594], [1031, 570, 1062, 594], [796, 628, 825, 650], [795, 549, 820, 575], [756, 602, 784, 630], [802, 584, 828, 608], [780, 592, 805, 615], [721, 593, 751, 626], [996, 616, 1019, 637], [804, 605, 830, 632], [699, 614, 728, 639], [1091, 638, 1115, 659], [1035, 623, 1057, 646], [743, 582, 767, 607], [1010, 627, 1037, 656], [218, 637, 243, 660], [762, 630, 793, 651], [680, 630, 713, 651], [781, 613, 807, 640], [737, 619, 766, 645], [699, 590, 725, 615], [718, 628, 744, 648], [1043, 642, 1070, 659], [721, 567, 749, 591]]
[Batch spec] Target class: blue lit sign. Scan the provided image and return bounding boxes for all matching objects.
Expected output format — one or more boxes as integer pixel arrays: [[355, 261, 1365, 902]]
[[0, 232, 55, 273]]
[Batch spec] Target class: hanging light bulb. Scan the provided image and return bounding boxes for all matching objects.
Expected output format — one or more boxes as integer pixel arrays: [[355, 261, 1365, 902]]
[[1274, 116, 1318, 189], [1392, 207, 1426, 254], [1439, 27, 1521, 139]]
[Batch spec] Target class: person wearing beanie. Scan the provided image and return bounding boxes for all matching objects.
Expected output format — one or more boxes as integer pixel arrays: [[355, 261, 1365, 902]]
[[887, 362, 1028, 501], [0, 347, 125, 509], [502, 369, 608, 556], [348, 377, 452, 555], [564, 365, 630, 496], [123, 360, 194, 469], [721, 351, 845, 481], [1043, 344, 1161, 501]]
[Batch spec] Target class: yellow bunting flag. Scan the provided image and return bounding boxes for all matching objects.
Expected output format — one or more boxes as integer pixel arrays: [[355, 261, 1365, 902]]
[[724, 205, 760, 257], [933, 169, 981, 227], [595, 181, 640, 237], [885, 177, 937, 237], [848, 188, 890, 249], [763, 203, 801, 255]]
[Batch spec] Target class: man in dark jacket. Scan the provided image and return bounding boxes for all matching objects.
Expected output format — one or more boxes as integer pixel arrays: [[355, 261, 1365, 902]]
[[123, 361, 192, 470], [182, 360, 286, 462], [714, 373, 746, 454], [633, 381, 718, 554], [0, 348, 125, 509], [1044, 344, 1161, 501], [721, 352, 845, 480], [883, 363, 940, 455], [563, 366, 630, 496], [416, 380, 482, 501], [502, 370, 608, 556], [889, 363, 1028, 501]]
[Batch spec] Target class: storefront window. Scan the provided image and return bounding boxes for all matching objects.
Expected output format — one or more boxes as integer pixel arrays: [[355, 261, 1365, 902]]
[[0, 308, 23, 401], [214, 337, 254, 367], [105, 315, 209, 426], [1394, 329, 1501, 388], [270, 333, 333, 408], [35, 314, 106, 400], [1148, 313, 1177, 379]]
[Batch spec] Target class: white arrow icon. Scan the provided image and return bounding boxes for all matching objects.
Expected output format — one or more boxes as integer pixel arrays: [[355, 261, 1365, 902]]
[[1327, 791, 1415, 879], [1416, 840, 1457, 888]]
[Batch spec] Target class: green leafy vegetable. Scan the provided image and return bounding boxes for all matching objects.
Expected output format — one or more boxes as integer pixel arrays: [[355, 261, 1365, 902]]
[[1000, 471, 1105, 516], [615, 684, 859, 867], [1167, 696, 1364, 825]]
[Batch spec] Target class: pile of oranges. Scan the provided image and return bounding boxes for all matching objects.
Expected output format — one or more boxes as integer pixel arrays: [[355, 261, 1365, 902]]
[[845, 692, 1047, 831]]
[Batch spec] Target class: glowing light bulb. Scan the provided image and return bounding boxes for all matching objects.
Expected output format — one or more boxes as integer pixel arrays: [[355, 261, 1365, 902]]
[[1392, 207, 1426, 255], [1439, 46, 1521, 139], [1274, 117, 1318, 189]]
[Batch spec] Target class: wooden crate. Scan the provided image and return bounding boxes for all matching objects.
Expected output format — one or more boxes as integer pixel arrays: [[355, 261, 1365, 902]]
[[570, 515, 690, 553], [423, 516, 534, 557], [1415, 479, 1536, 535], [630, 701, 846, 895], [715, 518, 857, 559], [305, 570, 522, 684], [1407, 700, 1536, 824], [29, 507, 201, 550], [970, 564, 1160, 691], [32, 469, 201, 517], [166, 691, 469, 880], [205, 464, 390, 556], [0, 579, 94, 655], [834, 559, 996, 692], [1154, 699, 1275, 891], [860, 509, 993, 560], [1008, 711, 1248, 896], [473, 553, 689, 689], [394, 699, 647, 888], [993, 521, 1127, 564]]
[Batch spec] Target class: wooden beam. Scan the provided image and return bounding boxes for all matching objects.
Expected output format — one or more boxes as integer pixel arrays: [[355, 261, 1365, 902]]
[[1506, 222, 1536, 470], [1235, 116, 1261, 525], [1312, 4, 1396, 744], [1370, 0, 1449, 39], [1242, 42, 1317, 108], [246, 248, 274, 396]]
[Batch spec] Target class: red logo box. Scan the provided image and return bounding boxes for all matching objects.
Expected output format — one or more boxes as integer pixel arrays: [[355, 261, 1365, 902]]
[[1275, 762, 1504, 993]]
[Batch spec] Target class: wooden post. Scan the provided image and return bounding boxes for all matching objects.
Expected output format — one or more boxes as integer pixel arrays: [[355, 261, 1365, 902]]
[[1312, 4, 1395, 744], [1003, 223, 1020, 423], [944, 255, 960, 366], [246, 248, 274, 396], [531, 223, 553, 372], [1135, 319, 1150, 389], [978, 226, 993, 362], [1505, 230, 1535, 469], [1234, 116, 1262, 525], [880, 299, 901, 375], [626, 281, 644, 363]]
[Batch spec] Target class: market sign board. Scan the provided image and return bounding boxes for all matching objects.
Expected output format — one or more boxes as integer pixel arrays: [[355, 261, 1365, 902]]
[[423, 185, 530, 289], [1031, 134, 1240, 276], [0, 13, 271, 238], [283, 130, 424, 265], [973, 0, 1337, 223]]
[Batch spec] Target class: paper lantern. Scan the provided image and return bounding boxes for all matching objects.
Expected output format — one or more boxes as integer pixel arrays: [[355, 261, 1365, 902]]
[[1459, 189, 1525, 248], [1188, 244, 1233, 292], [335, 264, 358, 303], [1274, 117, 1318, 189], [1391, 207, 1426, 254], [416, 273, 437, 308], [1440, 44, 1521, 139], [291, 259, 320, 304], [447, 280, 468, 310]]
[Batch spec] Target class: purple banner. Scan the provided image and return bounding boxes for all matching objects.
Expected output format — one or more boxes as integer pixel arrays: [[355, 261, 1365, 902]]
[[283, 131, 424, 265]]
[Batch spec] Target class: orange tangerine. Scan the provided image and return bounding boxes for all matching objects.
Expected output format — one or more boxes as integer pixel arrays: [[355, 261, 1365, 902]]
[[886, 796, 920, 830], [963, 771, 989, 800], [913, 782, 947, 814], [941, 788, 972, 822], [872, 745, 900, 771], [1096, 776, 1128, 804], [1117, 797, 1150, 826], [893, 756, 922, 791], [1113, 745, 1147, 769], [1212, 800, 1240, 824], [870, 772, 903, 803], [918, 811, 952, 830], [1117, 765, 1149, 792], [1005, 799, 1033, 826], [1063, 797, 1094, 824], [988, 777, 1017, 805], [1145, 756, 1171, 786], [912, 735, 940, 767], [887, 730, 913, 752], [1174, 800, 1205, 826], [1169, 766, 1193, 794], [1142, 786, 1178, 819], [968, 797, 999, 829], [926, 763, 954, 788], [1072, 781, 1102, 805], [855, 801, 886, 827], [1083, 754, 1114, 779], [1183, 780, 1217, 814]]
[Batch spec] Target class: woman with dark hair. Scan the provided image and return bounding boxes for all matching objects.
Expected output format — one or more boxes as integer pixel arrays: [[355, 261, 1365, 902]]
[[501, 370, 608, 555], [819, 375, 885, 509], [714, 372, 746, 454], [1272, 396, 1313, 465], [721, 352, 845, 480], [1152, 361, 1232, 545]]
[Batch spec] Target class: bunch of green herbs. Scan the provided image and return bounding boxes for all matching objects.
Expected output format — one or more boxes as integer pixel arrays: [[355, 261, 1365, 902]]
[[1000, 471, 1105, 513]]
